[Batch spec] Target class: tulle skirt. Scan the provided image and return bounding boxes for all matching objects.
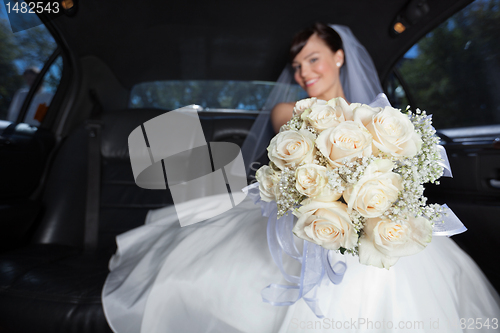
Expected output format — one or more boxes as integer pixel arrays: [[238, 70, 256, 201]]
[[102, 195, 500, 332]]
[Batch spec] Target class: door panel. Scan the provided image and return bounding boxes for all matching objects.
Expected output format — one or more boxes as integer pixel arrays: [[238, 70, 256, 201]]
[[0, 122, 55, 199]]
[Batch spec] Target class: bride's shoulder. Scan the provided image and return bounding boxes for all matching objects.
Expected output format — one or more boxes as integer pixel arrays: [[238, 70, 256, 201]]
[[272, 101, 295, 114], [271, 102, 295, 133]]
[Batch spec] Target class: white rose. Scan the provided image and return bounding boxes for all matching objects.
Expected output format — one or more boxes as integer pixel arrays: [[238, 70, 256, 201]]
[[301, 104, 344, 132], [343, 159, 403, 218], [349, 102, 362, 110], [365, 106, 423, 158], [267, 130, 316, 170], [352, 104, 383, 126], [293, 98, 326, 116], [328, 97, 354, 120], [316, 121, 373, 168], [255, 165, 281, 202], [293, 200, 358, 250], [295, 164, 342, 201], [359, 216, 432, 269]]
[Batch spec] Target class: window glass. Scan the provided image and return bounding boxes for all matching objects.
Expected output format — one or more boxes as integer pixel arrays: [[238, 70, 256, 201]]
[[0, 4, 58, 124], [384, 71, 409, 110], [396, 0, 500, 129], [21, 56, 62, 125], [130, 80, 307, 111]]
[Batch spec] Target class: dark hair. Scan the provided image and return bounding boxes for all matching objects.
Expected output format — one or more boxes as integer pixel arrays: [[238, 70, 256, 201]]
[[290, 22, 343, 62]]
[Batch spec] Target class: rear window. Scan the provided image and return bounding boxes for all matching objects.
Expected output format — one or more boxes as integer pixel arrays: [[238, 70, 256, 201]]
[[129, 80, 307, 111]]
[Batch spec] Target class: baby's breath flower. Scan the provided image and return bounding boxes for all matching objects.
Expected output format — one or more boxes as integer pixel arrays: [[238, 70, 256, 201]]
[[276, 167, 303, 217], [283, 115, 304, 132], [385, 107, 446, 223]]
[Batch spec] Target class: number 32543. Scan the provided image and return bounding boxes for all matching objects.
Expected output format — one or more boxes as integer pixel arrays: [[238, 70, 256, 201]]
[[6, 2, 60, 14]]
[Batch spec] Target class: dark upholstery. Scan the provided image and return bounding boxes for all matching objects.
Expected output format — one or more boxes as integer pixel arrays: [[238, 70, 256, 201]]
[[0, 245, 110, 333], [0, 200, 41, 251], [0, 109, 175, 333]]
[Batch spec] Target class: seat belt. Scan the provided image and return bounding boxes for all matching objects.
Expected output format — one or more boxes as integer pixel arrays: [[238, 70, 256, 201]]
[[84, 90, 103, 252]]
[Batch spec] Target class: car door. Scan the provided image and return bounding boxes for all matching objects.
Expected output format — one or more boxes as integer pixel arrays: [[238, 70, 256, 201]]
[[0, 14, 63, 250], [384, 0, 500, 290]]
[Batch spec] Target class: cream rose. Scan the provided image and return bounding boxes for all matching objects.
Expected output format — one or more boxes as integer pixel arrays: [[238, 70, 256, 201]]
[[255, 165, 281, 202], [316, 121, 373, 167], [293, 200, 358, 250], [359, 216, 432, 269], [301, 104, 344, 132], [267, 130, 316, 170], [343, 159, 403, 218], [293, 97, 325, 116], [352, 104, 383, 126], [295, 164, 342, 201], [365, 106, 423, 158], [328, 97, 353, 120]]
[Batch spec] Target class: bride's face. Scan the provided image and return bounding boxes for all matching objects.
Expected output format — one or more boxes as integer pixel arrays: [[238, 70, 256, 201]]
[[292, 34, 344, 101]]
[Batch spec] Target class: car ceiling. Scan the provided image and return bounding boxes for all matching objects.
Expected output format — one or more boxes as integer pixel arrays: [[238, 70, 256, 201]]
[[48, 0, 474, 89]]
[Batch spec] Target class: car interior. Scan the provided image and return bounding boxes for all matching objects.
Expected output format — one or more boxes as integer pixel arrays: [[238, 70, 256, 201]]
[[0, 0, 499, 332]]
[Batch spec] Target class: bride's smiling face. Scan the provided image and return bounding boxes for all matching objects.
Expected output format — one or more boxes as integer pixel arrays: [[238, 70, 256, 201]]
[[292, 33, 344, 101]]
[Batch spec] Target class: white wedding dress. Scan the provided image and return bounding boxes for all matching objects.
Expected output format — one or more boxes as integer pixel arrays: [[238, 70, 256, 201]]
[[102, 190, 500, 333]]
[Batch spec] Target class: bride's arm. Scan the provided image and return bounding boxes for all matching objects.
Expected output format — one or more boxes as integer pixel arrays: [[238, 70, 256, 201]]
[[270, 102, 294, 133]]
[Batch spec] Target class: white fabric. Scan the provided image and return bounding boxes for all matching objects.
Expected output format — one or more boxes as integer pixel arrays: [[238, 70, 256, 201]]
[[241, 65, 297, 174], [332, 25, 383, 105], [103, 194, 500, 332]]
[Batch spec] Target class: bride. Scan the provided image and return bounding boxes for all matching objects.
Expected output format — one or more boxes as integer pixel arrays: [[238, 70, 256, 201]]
[[102, 24, 500, 332]]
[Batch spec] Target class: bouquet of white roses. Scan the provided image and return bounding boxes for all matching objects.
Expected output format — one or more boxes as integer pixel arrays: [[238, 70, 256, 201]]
[[255, 97, 448, 269]]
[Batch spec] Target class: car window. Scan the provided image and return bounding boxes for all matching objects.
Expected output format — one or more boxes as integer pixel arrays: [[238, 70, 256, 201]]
[[129, 80, 308, 111], [21, 55, 62, 125], [391, 0, 500, 129], [384, 70, 410, 111], [0, 5, 59, 125]]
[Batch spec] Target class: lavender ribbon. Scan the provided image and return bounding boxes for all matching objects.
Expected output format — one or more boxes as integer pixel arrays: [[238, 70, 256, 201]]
[[243, 183, 347, 318], [432, 204, 467, 236], [437, 145, 453, 177], [432, 145, 467, 236]]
